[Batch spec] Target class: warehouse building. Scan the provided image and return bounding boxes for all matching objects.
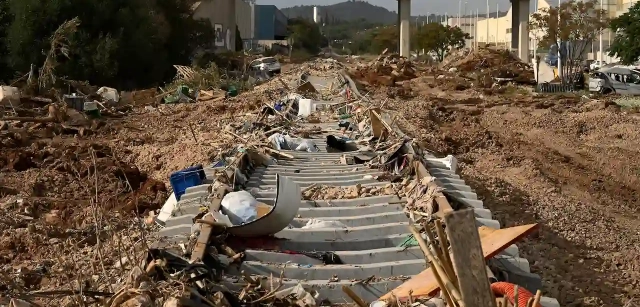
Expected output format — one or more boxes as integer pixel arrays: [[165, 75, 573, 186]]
[[244, 4, 289, 51], [191, 0, 253, 51]]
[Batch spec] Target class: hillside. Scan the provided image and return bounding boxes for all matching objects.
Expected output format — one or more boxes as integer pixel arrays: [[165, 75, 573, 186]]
[[281, 1, 397, 24]]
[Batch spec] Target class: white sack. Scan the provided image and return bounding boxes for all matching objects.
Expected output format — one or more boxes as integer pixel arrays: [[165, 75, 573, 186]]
[[301, 219, 348, 229], [221, 191, 258, 225]]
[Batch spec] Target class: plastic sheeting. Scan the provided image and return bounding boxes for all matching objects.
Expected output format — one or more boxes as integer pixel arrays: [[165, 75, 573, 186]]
[[301, 219, 348, 229], [227, 175, 301, 237], [268, 133, 319, 152], [221, 191, 258, 225], [96, 87, 119, 103]]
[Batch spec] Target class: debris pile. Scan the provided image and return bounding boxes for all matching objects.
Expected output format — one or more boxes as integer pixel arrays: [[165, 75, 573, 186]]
[[300, 58, 345, 73], [376, 211, 545, 307], [350, 51, 418, 87], [0, 51, 585, 307], [442, 47, 535, 87], [301, 183, 400, 200]]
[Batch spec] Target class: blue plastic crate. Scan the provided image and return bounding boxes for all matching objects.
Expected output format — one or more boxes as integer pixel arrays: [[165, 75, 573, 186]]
[[181, 164, 206, 180], [170, 168, 204, 201]]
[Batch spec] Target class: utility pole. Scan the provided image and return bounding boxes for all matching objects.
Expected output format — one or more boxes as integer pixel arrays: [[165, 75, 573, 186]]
[[475, 9, 479, 48], [599, 0, 603, 64], [465, 0, 469, 46], [557, 0, 562, 80], [496, 3, 499, 46], [534, 0, 538, 60], [458, 0, 461, 28], [486, 0, 490, 45]]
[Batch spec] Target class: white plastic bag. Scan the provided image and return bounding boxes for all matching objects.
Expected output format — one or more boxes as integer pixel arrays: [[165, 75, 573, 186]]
[[301, 219, 348, 229], [268, 133, 286, 150], [221, 191, 258, 225], [96, 86, 120, 103], [295, 140, 319, 152]]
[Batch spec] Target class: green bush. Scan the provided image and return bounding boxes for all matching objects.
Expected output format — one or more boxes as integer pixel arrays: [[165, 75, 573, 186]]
[[2, 0, 214, 89]]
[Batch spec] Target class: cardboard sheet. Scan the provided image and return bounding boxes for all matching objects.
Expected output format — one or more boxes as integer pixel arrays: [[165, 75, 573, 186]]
[[380, 224, 539, 301]]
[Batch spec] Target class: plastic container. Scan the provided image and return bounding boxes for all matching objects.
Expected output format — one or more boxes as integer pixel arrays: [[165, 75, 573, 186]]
[[227, 85, 238, 97], [181, 164, 206, 180], [170, 165, 205, 200], [63, 94, 85, 111]]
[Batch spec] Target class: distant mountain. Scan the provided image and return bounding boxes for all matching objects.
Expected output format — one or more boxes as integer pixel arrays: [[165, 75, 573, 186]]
[[281, 1, 398, 24], [280, 1, 506, 25]]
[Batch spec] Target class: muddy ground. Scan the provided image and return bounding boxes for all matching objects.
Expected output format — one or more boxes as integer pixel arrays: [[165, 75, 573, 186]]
[[1, 54, 639, 306], [391, 91, 640, 306]]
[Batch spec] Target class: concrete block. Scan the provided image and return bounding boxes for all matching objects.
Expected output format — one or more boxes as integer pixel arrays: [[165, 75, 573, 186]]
[[297, 203, 403, 218], [275, 222, 410, 241], [294, 211, 407, 227], [241, 259, 426, 280]]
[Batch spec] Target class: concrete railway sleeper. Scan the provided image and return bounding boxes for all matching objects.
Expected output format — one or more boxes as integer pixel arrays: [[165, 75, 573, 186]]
[[157, 126, 560, 306]]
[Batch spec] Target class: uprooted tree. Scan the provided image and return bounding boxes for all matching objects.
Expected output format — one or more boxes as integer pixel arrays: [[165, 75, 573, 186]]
[[529, 0, 608, 84], [414, 23, 470, 62], [608, 1, 640, 65]]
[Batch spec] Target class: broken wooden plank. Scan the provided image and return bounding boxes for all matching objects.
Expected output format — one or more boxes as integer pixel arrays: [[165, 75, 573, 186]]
[[209, 186, 230, 212], [380, 224, 540, 301], [371, 110, 396, 137], [190, 214, 216, 262], [296, 81, 317, 94], [445, 209, 496, 307], [411, 160, 454, 216], [262, 146, 294, 159], [368, 108, 385, 139]]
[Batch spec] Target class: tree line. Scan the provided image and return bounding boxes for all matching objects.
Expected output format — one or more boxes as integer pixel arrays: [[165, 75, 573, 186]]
[[0, 0, 214, 89], [5, 0, 640, 89]]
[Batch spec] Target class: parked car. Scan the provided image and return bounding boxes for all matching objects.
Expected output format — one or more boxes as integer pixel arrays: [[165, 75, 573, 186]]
[[249, 57, 281, 74], [589, 60, 607, 71], [588, 66, 640, 95]]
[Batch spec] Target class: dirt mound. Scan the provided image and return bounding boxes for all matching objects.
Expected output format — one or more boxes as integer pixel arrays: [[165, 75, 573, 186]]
[[442, 47, 535, 86], [349, 53, 418, 87], [1, 140, 167, 217], [388, 94, 640, 306]]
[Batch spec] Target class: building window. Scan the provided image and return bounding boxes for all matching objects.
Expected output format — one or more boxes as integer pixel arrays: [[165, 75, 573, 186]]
[[506, 28, 511, 34]]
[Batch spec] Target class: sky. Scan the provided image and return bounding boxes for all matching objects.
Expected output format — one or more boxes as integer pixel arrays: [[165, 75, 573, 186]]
[[255, 0, 519, 16]]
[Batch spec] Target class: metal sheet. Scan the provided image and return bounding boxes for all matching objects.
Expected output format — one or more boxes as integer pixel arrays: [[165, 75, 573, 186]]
[[227, 175, 300, 237]]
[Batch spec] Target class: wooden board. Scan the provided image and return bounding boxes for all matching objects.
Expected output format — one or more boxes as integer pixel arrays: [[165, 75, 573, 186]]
[[380, 224, 539, 301], [411, 160, 453, 215], [445, 210, 495, 307], [369, 108, 385, 139]]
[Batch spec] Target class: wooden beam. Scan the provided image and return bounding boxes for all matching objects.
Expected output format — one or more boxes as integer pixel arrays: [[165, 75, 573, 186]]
[[191, 214, 216, 262], [445, 209, 496, 307], [380, 223, 539, 301], [411, 160, 454, 216], [191, 186, 230, 262]]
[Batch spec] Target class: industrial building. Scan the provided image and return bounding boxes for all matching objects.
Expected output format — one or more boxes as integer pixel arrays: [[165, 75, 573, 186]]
[[243, 4, 290, 51], [191, 0, 288, 52], [253, 5, 288, 40], [191, 0, 253, 51], [474, 0, 549, 54], [473, 0, 635, 62]]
